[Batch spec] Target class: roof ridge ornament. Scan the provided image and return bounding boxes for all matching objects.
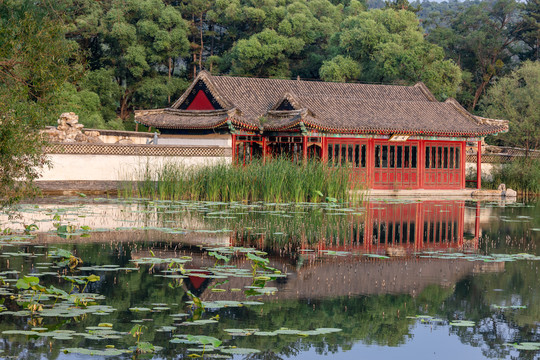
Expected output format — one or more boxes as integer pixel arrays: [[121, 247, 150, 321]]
[[413, 82, 438, 102], [444, 98, 508, 133]]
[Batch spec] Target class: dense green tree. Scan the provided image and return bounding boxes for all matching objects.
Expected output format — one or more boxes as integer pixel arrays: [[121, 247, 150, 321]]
[[228, 29, 305, 78], [81, 69, 123, 125], [215, 0, 344, 79], [481, 61, 540, 154], [59, 0, 190, 125], [99, 0, 190, 119], [518, 0, 540, 62], [174, 0, 212, 78], [427, 0, 525, 109], [319, 55, 362, 82], [56, 83, 106, 129], [384, 0, 421, 13], [0, 1, 79, 205], [330, 9, 462, 99]]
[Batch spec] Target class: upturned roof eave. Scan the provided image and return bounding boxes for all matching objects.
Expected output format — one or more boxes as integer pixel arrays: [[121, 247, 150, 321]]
[[264, 118, 508, 138]]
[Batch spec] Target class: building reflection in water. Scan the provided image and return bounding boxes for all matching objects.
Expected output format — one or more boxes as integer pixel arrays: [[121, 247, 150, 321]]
[[194, 200, 492, 300], [357, 201, 474, 253], [232, 200, 481, 255]]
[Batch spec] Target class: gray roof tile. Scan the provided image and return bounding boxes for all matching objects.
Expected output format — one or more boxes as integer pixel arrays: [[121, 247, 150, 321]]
[[135, 72, 508, 136]]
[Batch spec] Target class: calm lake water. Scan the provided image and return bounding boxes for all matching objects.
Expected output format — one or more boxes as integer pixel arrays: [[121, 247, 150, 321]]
[[0, 197, 539, 359]]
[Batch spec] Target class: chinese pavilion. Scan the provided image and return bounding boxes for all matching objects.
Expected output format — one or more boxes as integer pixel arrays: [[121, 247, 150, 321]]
[[135, 71, 508, 190]]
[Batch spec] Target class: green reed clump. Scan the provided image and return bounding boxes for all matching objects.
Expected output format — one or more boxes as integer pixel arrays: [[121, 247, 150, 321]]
[[123, 158, 361, 202], [487, 157, 540, 195]]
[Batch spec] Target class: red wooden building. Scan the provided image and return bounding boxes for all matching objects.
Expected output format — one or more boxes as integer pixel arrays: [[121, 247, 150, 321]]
[[135, 71, 508, 190]]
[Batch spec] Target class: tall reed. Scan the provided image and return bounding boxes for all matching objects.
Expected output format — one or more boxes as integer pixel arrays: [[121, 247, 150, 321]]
[[122, 158, 363, 202]]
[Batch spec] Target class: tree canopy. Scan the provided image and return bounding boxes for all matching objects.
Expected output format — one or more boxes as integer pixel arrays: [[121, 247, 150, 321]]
[[19, 0, 532, 132], [0, 1, 78, 205], [481, 61, 540, 154], [329, 9, 462, 99]]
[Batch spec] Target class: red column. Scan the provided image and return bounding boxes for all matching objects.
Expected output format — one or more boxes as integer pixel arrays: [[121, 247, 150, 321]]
[[419, 139, 425, 189], [262, 136, 267, 163], [231, 134, 236, 162], [322, 137, 327, 162], [476, 140, 482, 189], [368, 139, 374, 188], [302, 135, 308, 162], [460, 142, 466, 189]]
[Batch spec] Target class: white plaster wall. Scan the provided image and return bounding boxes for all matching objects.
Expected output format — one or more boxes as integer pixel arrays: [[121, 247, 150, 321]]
[[38, 154, 232, 181], [465, 162, 502, 182], [97, 134, 150, 144], [157, 137, 230, 146]]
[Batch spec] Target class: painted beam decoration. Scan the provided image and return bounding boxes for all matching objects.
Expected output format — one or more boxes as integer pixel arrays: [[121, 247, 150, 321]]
[[134, 71, 509, 190], [389, 135, 410, 142]]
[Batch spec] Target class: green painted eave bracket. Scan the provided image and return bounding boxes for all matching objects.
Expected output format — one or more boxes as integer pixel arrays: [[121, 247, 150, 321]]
[[227, 120, 236, 134], [299, 121, 308, 136]]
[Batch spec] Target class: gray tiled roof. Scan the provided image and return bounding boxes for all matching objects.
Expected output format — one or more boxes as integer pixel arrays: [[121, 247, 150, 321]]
[[135, 71, 508, 136]]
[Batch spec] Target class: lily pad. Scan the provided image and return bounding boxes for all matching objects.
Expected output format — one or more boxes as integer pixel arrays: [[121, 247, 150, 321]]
[[63, 347, 130, 356], [449, 320, 475, 327], [221, 348, 261, 355]]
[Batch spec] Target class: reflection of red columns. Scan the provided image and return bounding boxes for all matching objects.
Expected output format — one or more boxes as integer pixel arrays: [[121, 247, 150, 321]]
[[474, 201, 480, 249], [477, 140, 482, 189], [415, 202, 423, 251], [458, 202, 464, 247], [228, 232, 235, 247], [364, 202, 373, 252]]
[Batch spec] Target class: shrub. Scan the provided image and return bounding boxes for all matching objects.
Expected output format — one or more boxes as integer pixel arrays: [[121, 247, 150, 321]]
[[489, 157, 540, 194]]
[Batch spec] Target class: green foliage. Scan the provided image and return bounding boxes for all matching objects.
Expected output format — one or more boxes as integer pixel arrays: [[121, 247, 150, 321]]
[[49, 248, 83, 269], [186, 335, 222, 348], [229, 29, 304, 78], [47, 0, 528, 127], [489, 158, 540, 194], [56, 83, 106, 129], [319, 55, 362, 82], [15, 276, 41, 291], [213, 0, 345, 79], [426, 0, 524, 109], [124, 158, 357, 202], [81, 69, 123, 124], [518, 0, 539, 61], [384, 0, 421, 13], [481, 61, 540, 153], [61, 0, 190, 123], [332, 9, 461, 99], [0, 0, 79, 206]]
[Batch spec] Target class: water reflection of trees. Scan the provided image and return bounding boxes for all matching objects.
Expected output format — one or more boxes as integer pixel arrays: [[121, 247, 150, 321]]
[[440, 260, 540, 360], [0, 240, 533, 359]]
